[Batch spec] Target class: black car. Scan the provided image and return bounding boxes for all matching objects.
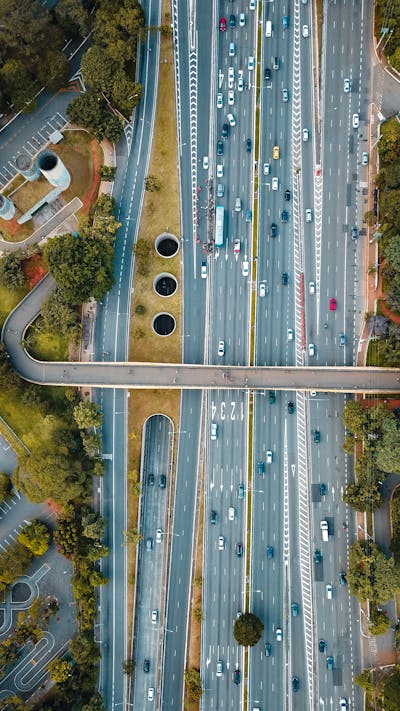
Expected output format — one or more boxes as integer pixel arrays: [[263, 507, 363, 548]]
[[264, 642, 272, 656], [314, 430, 321, 443], [264, 67, 271, 80], [233, 669, 241, 685], [235, 542, 243, 557], [292, 676, 300, 692], [351, 225, 358, 239], [217, 140, 224, 155], [282, 272, 288, 285], [281, 209, 288, 223], [339, 570, 347, 586], [246, 138, 252, 152], [222, 123, 229, 138], [270, 223, 277, 238], [148, 473, 155, 486], [319, 639, 326, 653], [229, 13, 236, 27], [210, 510, 217, 525], [314, 549, 322, 564], [159, 474, 166, 488], [288, 401, 295, 414], [143, 659, 150, 673], [319, 482, 326, 496], [284, 189, 291, 201]]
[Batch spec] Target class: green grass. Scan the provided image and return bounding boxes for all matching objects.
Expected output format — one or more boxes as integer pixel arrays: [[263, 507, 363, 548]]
[[0, 285, 28, 329], [366, 339, 386, 366], [25, 324, 69, 362]]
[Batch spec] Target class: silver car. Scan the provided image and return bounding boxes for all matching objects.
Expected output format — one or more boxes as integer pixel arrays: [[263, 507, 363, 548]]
[[218, 340, 225, 356]]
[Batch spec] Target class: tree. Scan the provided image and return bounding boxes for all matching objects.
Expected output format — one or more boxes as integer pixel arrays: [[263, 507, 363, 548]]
[[376, 415, 400, 473], [54, 0, 90, 37], [81, 511, 105, 540], [0, 639, 19, 678], [41, 289, 80, 339], [54, 517, 80, 559], [111, 72, 142, 115], [355, 669, 376, 693], [368, 606, 391, 635], [233, 612, 264, 646], [18, 519, 51, 556], [122, 659, 134, 675], [81, 46, 116, 93], [0, 473, 11, 502], [69, 634, 101, 667], [36, 48, 70, 90], [347, 540, 400, 603], [43, 230, 115, 304], [0, 252, 26, 289], [73, 401, 103, 429], [343, 480, 383, 512], [123, 528, 143, 545], [48, 658, 74, 683], [81, 693, 105, 711], [342, 401, 368, 438], [145, 175, 160, 192], [382, 666, 400, 711], [0, 59, 37, 112], [99, 166, 116, 181], [0, 542, 33, 591], [184, 667, 202, 701], [93, 1, 145, 66], [81, 432, 102, 458], [13, 449, 86, 504]]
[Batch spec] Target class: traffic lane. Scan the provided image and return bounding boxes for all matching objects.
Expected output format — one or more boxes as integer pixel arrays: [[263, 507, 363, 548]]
[[162, 391, 202, 708]]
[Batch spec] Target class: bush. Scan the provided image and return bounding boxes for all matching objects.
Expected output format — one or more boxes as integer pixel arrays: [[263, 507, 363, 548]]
[[18, 519, 51, 556], [233, 612, 264, 646]]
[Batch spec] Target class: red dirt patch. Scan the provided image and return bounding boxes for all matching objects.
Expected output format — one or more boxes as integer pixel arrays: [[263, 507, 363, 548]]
[[22, 254, 48, 289], [45, 498, 63, 517], [362, 398, 400, 410], [380, 299, 400, 325], [81, 140, 101, 216]]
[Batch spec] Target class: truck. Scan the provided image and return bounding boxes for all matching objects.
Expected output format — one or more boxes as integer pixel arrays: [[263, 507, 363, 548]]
[[320, 520, 329, 542]]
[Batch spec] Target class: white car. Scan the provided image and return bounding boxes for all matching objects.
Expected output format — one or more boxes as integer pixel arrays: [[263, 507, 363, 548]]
[[218, 535, 225, 550], [272, 176, 279, 191], [218, 340, 225, 357], [229, 42, 236, 57], [201, 261, 207, 279], [266, 450, 273, 464], [239, 12, 246, 26], [248, 55, 255, 71], [309, 281, 316, 294], [344, 78, 351, 93], [228, 66, 235, 88], [217, 92, 223, 109], [156, 528, 163, 543], [302, 24, 309, 37], [148, 688, 155, 702], [263, 162, 270, 175], [308, 343, 315, 357], [259, 283, 266, 297], [287, 328, 294, 341], [242, 260, 249, 277], [352, 113, 359, 128], [235, 197, 242, 212], [211, 422, 218, 440], [276, 627, 282, 641], [151, 609, 158, 624], [216, 660, 223, 677], [228, 506, 235, 521], [302, 128, 309, 141], [305, 208, 313, 222], [202, 156, 209, 169], [238, 76, 244, 92], [227, 112, 236, 126], [339, 699, 347, 710], [249, 0, 256, 9], [326, 583, 333, 599], [362, 151, 368, 165], [228, 89, 235, 105], [217, 164, 224, 178]]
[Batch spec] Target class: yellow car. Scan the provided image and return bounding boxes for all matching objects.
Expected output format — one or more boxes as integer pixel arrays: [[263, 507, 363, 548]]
[[273, 145, 280, 159]]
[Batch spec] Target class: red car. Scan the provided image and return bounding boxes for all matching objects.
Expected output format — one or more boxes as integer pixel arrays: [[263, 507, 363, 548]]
[[219, 17, 227, 31], [329, 298, 337, 311]]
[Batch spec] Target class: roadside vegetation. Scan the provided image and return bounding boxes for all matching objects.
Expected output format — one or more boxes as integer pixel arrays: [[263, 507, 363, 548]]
[[375, 0, 400, 70], [367, 118, 400, 366], [356, 665, 400, 710]]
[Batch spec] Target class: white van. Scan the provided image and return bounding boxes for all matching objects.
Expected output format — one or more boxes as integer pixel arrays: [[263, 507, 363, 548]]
[[320, 520, 329, 541], [266, 20, 272, 37]]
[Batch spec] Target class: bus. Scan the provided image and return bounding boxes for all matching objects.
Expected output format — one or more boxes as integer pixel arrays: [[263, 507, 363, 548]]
[[215, 206, 225, 247]]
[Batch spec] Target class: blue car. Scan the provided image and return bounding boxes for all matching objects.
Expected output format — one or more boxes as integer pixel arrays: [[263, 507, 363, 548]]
[[267, 546, 274, 559], [258, 460, 265, 475]]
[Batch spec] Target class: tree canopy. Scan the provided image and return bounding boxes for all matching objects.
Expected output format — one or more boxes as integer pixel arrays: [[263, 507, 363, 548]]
[[347, 540, 400, 603], [233, 612, 264, 646], [18, 520, 51, 556]]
